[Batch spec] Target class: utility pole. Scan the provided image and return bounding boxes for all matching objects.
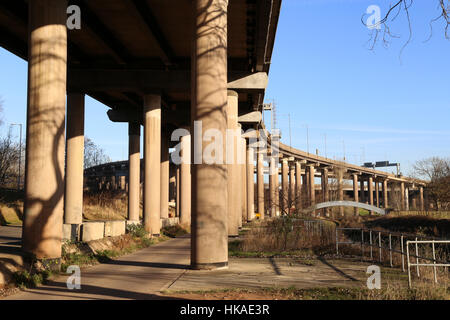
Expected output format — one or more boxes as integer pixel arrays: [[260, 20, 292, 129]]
[[11, 123, 23, 191]]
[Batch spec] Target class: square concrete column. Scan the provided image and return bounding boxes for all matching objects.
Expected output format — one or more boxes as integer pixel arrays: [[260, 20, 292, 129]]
[[64, 93, 85, 225], [160, 132, 170, 219], [246, 146, 255, 220], [191, 0, 228, 270], [180, 134, 191, 225], [289, 164, 295, 211], [295, 162, 302, 211], [281, 158, 289, 212], [321, 168, 330, 217], [226, 91, 239, 236], [22, 0, 67, 261], [419, 186, 424, 211], [360, 178, 365, 204], [375, 181, 380, 207], [128, 122, 141, 222], [308, 165, 315, 206], [269, 157, 277, 217], [400, 182, 405, 211], [368, 176, 374, 215], [240, 137, 248, 223], [352, 174, 359, 215], [143, 94, 161, 236], [383, 179, 389, 208], [257, 152, 265, 219]]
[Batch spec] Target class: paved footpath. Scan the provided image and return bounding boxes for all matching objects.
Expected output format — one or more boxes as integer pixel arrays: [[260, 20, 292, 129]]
[[4, 236, 191, 300]]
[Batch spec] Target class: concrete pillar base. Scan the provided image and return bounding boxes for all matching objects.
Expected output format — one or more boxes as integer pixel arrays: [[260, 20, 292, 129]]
[[191, 262, 228, 271]]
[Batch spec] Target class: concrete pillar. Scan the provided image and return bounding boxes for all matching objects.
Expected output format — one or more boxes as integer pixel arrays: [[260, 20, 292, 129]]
[[274, 163, 280, 216], [176, 166, 180, 217], [257, 152, 265, 219], [226, 91, 239, 235], [368, 176, 374, 214], [240, 137, 247, 223], [308, 165, 315, 206], [289, 164, 295, 211], [352, 173, 359, 215], [295, 162, 302, 211], [375, 181, 380, 207], [405, 187, 409, 211], [281, 158, 289, 212], [322, 168, 329, 217], [269, 157, 277, 217], [383, 179, 388, 208], [22, 0, 67, 261], [143, 94, 161, 236], [160, 132, 169, 219], [360, 178, 365, 204], [191, 0, 228, 269], [128, 122, 141, 222], [337, 169, 344, 216], [64, 93, 84, 225], [180, 134, 191, 225], [120, 176, 126, 190], [246, 146, 255, 220], [419, 186, 424, 211], [400, 182, 405, 211]]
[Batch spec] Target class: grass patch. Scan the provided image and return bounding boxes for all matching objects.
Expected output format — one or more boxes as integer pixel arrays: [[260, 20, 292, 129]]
[[162, 225, 189, 238]]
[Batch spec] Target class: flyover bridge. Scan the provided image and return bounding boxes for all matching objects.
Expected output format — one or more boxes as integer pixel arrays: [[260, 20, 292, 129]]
[[0, 0, 424, 270]]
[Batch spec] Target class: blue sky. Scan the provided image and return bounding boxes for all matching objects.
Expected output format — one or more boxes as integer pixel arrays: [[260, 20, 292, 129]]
[[1, 0, 449, 176]]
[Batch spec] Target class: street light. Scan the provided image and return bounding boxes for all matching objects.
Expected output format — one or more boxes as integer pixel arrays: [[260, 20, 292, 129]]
[[10, 123, 22, 191]]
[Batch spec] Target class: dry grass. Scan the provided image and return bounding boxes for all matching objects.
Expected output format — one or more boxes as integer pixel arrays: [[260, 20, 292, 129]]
[[83, 191, 132, 221]]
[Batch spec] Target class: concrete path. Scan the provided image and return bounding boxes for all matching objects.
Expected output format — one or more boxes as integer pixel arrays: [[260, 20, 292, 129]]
[[4, 236, 191, 300]]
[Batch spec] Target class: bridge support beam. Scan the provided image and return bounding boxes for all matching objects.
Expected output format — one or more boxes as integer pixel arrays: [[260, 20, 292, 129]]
[[337, 169, 344, 216], [128, 122, 141, 222], [226, 91, 239, 236], [322, 168, 330, 217], [360, 178, 365, 204], [368, 176, 374, 215], [240, 137, 248, 223], [352, 174, 359, 215], [160, 132, 169, 219], [269, 157, 276, 217], [289, 163, 295, 212], [143, 94, 161, 236], [180, 134, 191, 225], [405, 186, 409, 211], [246, 146, 255, 220], [191, 0, 229, 269], [65, 93, 85, 226], [281, 158, 289, 212], [419, 186, 424, 211], [375, 181, 380, 208], [295, 162, 302, 212], [400, 182, 405, 211], [383, 179, 388, 208], [308, 165, 316, 208], [22, 0, 67, 261], [257, 152, 265, 219]]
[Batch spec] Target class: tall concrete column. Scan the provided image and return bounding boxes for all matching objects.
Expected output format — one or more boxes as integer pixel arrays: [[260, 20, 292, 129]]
[[269, 157, 276, 217], [180, 134, 191, 225], [337, 169, 344, 216], [246, 146, 255, 220], [352, 173, 359, 215], [322, 168, 329, 217], [160, 132, 169, 219], [64, 93, 85, 225], [295, 162, 302, 211], [400, 182, 405, 211], [191, 0, 228, 269], [22, 0, 67, 261], [128, 122, 141, 222], [360, 178, 365, 204], [289, 164, 295, 211], [143, 94, 161, 236], [240, 137, 247, 223], [176, 166, 180, 217], [226, 91, 239, 236], [257, 152, 265, 219], [405, 187, 409, 211], [308, 165, 315, 206], [375, 181, 380, 207], [274, 163, 280, 216], [383, 179, 388, 208], [368, 176, 374, 215], [281, 158, 289, 211], [419, 186, 424, 211]]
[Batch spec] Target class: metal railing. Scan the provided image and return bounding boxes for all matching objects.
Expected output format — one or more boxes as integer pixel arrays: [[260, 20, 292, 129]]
[[336, 228, 449, 287]]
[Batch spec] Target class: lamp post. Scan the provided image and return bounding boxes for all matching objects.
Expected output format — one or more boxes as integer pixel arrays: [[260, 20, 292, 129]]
[[10, 123, 22, 190]]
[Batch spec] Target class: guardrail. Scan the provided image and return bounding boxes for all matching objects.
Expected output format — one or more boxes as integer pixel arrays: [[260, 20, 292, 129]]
[[336, 228, 449, 287]]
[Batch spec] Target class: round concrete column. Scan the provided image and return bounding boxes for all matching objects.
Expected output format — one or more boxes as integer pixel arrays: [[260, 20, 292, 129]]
[[308, 165, 316, 206], [405, 187, 409, 211], [128, 122, 140, 222], [22, 0, 67, 261], [274, 164, 280, 216], [400, 182, 406, 211], [419, 186, 424, 211], [226, 91, 239, 236], [368, 176, 374, 215], [281, 159, 289, 212], [257, 152, 265, 219], [143, 94, 161, 236], [289, 164, 295, 211], [191, 0, 229, 270], [176, 166, 180, 217], [352, 174, 359, 215], [160, 133, 169, 219], [322, 168, 329, 216], [383, 179, 388, 208], [240, 137, 248, 223], [246, 146, 255, 220], [375, 181, 380, 207], [295, 162, 302, 211], [337, 169, 343, 216], [180, 134, 191, 225], [65, 93, 85, 225], [269, 157, 276, 217], [360, 178, 365, 204]]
